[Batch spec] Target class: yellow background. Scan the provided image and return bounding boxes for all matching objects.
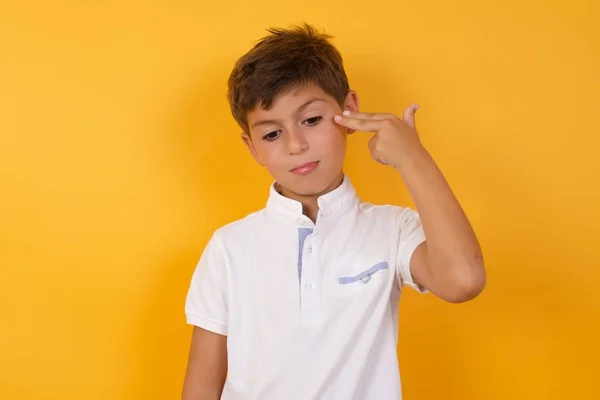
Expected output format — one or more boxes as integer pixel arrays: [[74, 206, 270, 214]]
[[1, 0, 598, 399]]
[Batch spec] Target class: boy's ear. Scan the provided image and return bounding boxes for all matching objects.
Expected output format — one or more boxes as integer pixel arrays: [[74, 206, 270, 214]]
[[343, 90, 360, 134], [241, 132, 264, 166]]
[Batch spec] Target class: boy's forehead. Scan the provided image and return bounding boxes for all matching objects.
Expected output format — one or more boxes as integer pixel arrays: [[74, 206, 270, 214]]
[[248, 84, 335, 122]]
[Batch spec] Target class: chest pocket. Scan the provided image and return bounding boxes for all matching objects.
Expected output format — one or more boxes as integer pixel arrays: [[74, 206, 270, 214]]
[[338, 261, 389, 284], [333, 261, 392, 299]]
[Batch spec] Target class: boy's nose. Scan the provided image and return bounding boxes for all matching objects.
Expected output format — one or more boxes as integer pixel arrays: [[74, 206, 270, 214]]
[[287, 129, 309, 155]]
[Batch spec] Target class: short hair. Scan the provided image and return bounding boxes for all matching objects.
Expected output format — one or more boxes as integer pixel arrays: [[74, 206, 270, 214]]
[[227, 23, 350, 133]]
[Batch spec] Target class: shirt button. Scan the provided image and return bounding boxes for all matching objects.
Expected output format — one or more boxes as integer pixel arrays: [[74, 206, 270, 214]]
[[305, 282, 315, 291], [307, 245, 312, 253]]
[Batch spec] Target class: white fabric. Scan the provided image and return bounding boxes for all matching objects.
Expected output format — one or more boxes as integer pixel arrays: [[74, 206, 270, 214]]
[[185, 175, 427, 399]]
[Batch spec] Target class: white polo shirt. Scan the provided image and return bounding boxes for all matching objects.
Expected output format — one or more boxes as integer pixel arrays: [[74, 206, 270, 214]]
[[185, 175, 427, 400]]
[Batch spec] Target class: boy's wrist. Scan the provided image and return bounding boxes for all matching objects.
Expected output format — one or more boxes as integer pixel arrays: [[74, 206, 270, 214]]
[[391, 143, 432, 174]]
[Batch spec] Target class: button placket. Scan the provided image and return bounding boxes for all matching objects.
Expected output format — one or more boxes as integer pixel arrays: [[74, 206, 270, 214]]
[[299, 233, 321, 323]]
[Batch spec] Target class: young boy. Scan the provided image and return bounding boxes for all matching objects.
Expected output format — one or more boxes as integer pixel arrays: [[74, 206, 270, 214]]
[[182, 24, 486, 400]]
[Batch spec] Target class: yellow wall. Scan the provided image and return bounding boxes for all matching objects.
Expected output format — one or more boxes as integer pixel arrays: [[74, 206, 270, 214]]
[[1, 1, 598, 399]]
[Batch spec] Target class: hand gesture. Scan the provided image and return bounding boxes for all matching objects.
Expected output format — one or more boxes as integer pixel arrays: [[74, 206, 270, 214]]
[[335, 104, 422, 169]]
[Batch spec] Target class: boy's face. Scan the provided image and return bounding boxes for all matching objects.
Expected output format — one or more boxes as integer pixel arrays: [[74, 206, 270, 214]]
[[243, 83, 359, 198]]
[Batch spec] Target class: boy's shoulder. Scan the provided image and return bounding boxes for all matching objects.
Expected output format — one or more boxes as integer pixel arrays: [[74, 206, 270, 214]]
[[357, 201, 422, 233], [359, 201, 415, 217], [358, 201, 399, 213], [211, 207, 268, 241]]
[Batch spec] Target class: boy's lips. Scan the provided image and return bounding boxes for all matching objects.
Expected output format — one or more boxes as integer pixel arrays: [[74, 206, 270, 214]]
[[290, 161, 320, 175]]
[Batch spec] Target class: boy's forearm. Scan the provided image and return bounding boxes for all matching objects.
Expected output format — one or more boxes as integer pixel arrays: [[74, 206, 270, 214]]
[[395, 145, 485, 291]]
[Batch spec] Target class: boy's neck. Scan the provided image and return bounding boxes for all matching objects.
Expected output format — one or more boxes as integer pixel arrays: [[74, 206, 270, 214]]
[[277, 172, 344, 223]]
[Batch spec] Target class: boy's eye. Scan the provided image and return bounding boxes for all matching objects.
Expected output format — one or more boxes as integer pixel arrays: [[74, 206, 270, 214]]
[[263, 130, 281, 141], [304, 116, 322, 126]]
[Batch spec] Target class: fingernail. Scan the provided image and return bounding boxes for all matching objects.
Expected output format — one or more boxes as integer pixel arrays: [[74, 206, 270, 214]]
[[342, 110, 351, 116], [334, 115, 343, 122]]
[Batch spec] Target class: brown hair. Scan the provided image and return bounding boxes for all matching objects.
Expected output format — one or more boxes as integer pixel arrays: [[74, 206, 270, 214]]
[[227, 23, 350, 133]]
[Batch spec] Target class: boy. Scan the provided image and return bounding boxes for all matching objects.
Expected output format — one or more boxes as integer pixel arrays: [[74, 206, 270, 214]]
[[182, 24, 486, 400]]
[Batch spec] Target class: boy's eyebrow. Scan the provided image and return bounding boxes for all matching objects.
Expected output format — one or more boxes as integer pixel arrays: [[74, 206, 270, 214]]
[[296, 97, 326, 113], [250, 97, 327, 129]]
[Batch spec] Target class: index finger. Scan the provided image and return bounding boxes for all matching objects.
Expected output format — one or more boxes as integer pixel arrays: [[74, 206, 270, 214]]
[[342, 110, 391, 120], [334, 114, 383, 132]]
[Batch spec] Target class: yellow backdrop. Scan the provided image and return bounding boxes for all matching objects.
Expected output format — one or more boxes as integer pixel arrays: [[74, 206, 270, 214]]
[[1, 0, 598, 399]]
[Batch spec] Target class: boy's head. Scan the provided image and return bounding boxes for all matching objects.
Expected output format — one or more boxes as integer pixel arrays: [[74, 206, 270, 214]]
[[227, 23, 359, 198]]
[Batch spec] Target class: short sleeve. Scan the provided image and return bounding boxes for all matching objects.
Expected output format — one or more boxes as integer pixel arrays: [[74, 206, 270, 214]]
[[395, 207, 428, 293], [185, 233, 229, 335]]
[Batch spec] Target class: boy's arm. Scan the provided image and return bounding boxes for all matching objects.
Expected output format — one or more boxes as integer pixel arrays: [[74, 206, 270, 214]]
[[335, 106, 486, 303], [397, 145, 485, 302], [183, 232, 230, 399], [182, 327, 227, 400]]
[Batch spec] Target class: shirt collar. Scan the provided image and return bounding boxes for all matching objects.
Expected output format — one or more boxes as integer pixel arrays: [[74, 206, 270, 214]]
[[266, 174, 359, 227]]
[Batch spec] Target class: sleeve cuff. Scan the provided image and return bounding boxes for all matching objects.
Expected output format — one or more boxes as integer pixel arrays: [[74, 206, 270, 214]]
[[399, 228, 428, 293], [186, 313, 228, 336]]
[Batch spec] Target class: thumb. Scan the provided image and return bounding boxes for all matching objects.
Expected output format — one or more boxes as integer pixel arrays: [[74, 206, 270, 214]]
[[403, 104, 419, 128]]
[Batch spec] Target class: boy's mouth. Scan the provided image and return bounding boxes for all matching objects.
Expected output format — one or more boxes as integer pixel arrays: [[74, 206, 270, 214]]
[[290, 161, 320, 175]]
